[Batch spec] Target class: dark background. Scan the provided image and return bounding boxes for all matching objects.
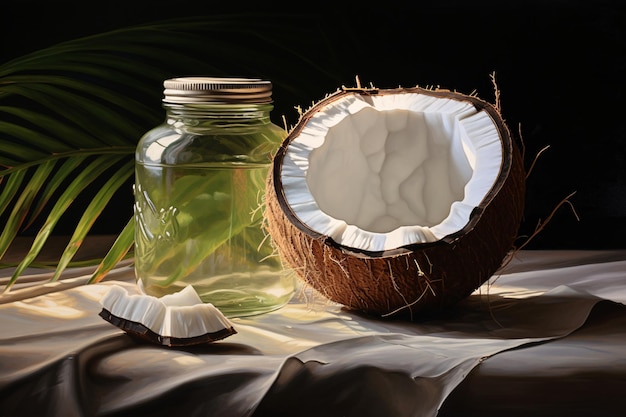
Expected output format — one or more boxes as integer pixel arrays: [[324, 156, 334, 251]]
[[2, 0, 625, 250]]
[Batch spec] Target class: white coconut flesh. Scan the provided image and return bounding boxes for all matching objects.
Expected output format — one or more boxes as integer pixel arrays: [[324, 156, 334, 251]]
[[99, 285, 236, 345], [281, 92, 503, 253]]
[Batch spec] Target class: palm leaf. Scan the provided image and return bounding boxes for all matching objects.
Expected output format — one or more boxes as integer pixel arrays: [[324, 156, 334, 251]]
[[0, 169, 27, 219], [50, 159, 134, 282], [0, 13, 351, 291], [88, 218, 135, 284], [23, 155, 90, 229], [0, 160, 57, 260], [4, 154, 127, 291]]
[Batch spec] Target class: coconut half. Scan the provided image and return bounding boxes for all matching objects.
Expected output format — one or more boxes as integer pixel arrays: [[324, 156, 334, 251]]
[[99, 285, 237, 346], [265, 86, 525, 319]]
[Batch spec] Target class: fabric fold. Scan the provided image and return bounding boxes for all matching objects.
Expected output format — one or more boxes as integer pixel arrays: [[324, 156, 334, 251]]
[[0, 250, 624, 416]]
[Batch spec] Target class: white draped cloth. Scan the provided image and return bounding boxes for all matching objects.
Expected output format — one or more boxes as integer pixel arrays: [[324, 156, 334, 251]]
[[1, 249, 626, 416]]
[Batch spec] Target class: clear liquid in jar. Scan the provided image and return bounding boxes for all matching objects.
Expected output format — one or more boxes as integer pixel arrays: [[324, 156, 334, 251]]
[[134, 161, 295, 317]]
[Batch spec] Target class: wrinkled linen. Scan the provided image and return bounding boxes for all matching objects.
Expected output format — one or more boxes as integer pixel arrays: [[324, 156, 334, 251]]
[[1, 250, 625, 417]]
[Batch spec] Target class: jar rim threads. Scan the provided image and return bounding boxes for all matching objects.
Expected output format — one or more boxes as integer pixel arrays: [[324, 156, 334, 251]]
[[163, 77, 273, 104]]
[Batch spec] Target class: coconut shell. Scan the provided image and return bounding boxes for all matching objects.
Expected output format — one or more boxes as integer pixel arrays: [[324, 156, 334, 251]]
[[265, 86, 525, 320]]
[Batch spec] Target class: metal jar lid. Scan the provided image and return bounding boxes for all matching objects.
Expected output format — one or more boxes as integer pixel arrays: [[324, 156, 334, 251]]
[[163, 77, 273, 104]]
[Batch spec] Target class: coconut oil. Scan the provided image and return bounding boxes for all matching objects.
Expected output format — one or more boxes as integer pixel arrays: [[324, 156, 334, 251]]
[[134, 77, 295, 317]]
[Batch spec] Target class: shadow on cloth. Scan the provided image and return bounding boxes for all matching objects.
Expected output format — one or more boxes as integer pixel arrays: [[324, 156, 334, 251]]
[[252, 297, 626, 417], [1, 281, 624, 416]]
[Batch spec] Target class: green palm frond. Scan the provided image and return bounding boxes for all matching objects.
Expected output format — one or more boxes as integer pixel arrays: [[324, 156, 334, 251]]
[[0, 13, 350, 291]]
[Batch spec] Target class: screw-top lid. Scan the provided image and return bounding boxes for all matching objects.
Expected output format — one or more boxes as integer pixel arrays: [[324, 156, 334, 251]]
[[163, 77, 273, 104]]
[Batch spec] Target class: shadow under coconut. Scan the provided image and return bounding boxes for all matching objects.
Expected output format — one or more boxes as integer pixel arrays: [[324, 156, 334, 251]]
[[253, 288, 615, 417], [333, 285, 605, 341], [336, 289, 520, 328]]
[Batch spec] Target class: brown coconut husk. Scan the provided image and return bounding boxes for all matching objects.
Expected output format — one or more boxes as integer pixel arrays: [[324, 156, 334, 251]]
[[265, 85, 526, 320]]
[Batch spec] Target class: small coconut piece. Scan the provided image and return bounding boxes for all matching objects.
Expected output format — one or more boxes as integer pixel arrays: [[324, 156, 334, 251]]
[[99, 285, 237, 346], [265, 85, 525, 319]]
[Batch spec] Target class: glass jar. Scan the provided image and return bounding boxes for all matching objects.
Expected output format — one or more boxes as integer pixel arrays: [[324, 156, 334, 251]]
[[134, 77, 295, 317]]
